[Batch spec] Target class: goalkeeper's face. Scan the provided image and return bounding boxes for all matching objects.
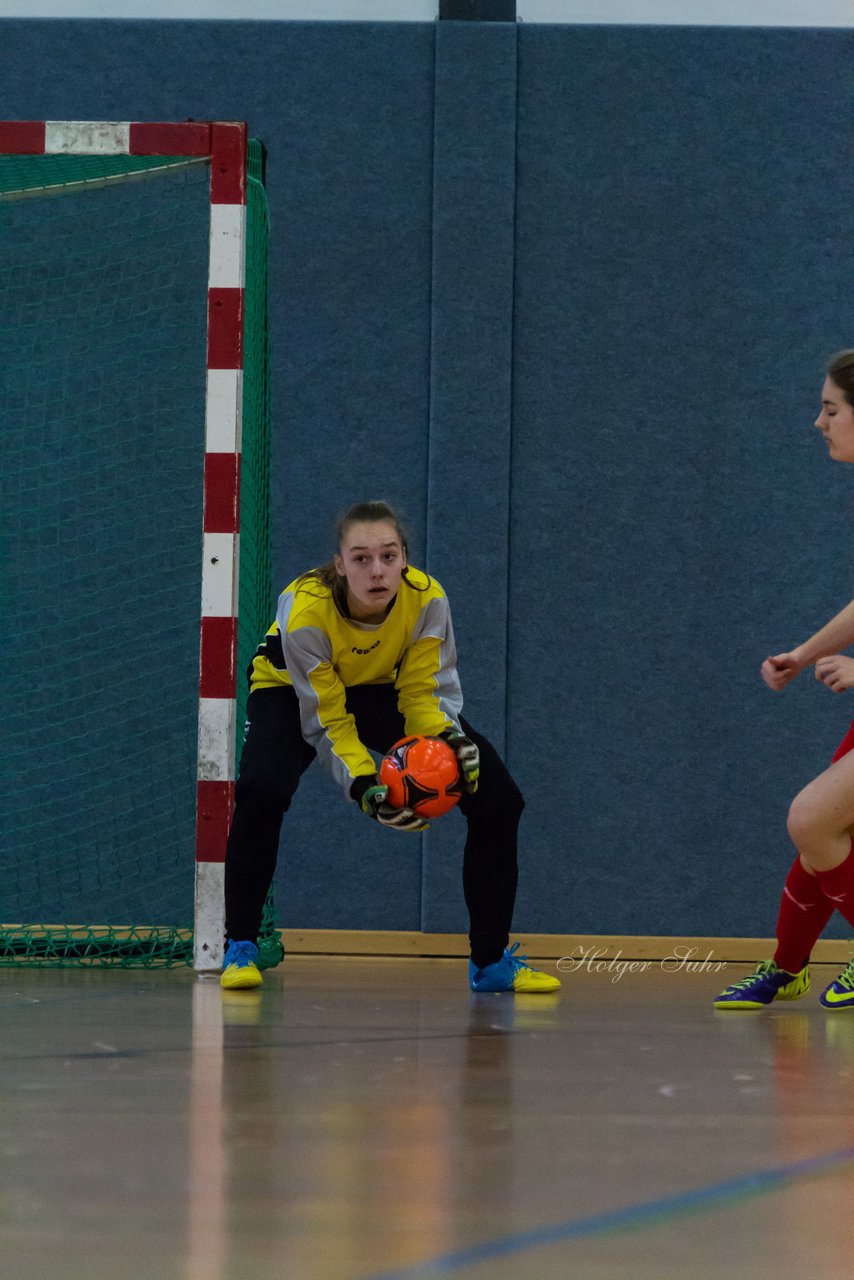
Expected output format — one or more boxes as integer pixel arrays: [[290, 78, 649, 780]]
[[334, 521, 407, 624]]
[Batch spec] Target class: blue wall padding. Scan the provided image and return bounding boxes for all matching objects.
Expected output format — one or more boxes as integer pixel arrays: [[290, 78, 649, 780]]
[[509, 25, 854, 935], [3, 21, 854, 938], [421, 20, 519, 930]]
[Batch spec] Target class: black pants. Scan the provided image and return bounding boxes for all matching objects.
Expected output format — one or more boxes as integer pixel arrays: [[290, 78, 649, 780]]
[[224, 685, 523, 968]]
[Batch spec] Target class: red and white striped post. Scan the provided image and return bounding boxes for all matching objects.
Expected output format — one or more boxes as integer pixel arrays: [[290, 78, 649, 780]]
[[0, 120, 247, 971], [195, 123, 247, 971]]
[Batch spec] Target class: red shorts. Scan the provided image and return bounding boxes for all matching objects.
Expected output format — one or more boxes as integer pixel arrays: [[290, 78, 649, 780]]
[[832, 719, 854, 763]]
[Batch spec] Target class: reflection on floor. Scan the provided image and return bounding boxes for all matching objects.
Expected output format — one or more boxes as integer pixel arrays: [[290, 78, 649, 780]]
[[3, 955, 854, 1279]]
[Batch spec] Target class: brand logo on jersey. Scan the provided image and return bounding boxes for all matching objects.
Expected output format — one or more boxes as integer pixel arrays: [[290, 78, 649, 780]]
[[352, 640, 380, 655]]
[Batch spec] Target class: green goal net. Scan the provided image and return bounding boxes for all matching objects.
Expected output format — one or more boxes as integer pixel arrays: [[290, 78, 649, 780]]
[[0, 140, 279, 968]]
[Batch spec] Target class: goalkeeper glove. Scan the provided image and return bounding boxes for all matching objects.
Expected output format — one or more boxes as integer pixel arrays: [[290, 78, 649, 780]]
[[441, 728, 480, 794], [350, 775, 429, 832]]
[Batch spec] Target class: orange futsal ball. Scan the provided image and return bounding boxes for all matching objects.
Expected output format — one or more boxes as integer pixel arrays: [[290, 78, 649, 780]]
[[379, 735, 464, 819]]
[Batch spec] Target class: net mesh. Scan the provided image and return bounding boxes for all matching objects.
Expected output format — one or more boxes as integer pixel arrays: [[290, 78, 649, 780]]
[[0, 141, 278, 967]]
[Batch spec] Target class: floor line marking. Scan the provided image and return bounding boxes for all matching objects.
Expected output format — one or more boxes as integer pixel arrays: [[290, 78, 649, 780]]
[[360, 1145, 854, 1279]]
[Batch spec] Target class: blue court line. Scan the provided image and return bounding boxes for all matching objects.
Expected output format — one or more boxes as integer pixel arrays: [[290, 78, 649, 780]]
[[360, 1145, 854, 1280]]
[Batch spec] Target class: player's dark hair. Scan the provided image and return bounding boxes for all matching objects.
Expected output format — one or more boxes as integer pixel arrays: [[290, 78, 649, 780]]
[[828, 350, 854, 408], [297, 501, 430, 617]]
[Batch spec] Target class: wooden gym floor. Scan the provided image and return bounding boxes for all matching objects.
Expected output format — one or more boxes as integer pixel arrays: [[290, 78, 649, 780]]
[[4, 954, 854, 1280]]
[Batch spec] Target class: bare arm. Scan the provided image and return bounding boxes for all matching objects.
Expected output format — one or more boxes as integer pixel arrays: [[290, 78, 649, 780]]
[[763, 598, 854, 691]]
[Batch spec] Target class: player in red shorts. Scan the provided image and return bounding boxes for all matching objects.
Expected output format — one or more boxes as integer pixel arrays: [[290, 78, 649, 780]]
[[716, 351, 854, 1009]]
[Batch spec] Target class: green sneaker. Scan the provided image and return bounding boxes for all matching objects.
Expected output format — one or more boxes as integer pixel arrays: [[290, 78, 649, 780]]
[[714, 960, 809, 1010], [819, 958, 854, 1010]]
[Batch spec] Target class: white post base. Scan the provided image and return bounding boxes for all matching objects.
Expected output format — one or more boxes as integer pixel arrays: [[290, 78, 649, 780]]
[[194, 861, 226, 971]]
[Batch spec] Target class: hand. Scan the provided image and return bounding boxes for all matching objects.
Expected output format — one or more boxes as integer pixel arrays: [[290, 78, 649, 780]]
[[441, 728, 480, 794], [375, 797, 430, 831], [761, 652, 804, 691], [351, 776, 429, 832], [815, 655, 854, 694]]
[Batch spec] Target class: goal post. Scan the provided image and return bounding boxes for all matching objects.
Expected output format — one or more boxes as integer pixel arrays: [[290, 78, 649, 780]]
[[0, 120, 280, 972]]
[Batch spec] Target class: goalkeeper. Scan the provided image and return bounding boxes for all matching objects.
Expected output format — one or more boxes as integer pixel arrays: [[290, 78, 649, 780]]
[[221, 500, 560, 996]]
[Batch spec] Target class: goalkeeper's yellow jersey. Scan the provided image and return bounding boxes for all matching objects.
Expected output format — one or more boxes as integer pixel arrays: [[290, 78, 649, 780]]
[[248, 567, 464, 793]]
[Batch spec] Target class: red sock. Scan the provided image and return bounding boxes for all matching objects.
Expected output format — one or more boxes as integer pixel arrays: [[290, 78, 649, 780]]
[[773, 856, 835, 974], [815, 845, 854, 930], [773, 723, 854, 964]]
